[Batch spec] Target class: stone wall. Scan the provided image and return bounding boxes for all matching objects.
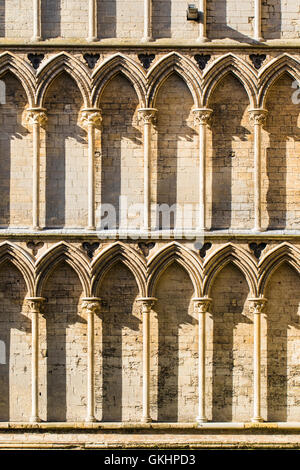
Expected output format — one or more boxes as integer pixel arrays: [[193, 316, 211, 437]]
[[0, 1, 299, 40]]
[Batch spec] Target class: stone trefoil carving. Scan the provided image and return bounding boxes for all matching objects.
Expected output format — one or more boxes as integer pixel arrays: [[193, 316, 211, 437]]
[[83, 53, 100, 69], [194, 53, 211, 70], [82, 242, 100, 259], [138, 53, 155, 69], [138, 242, 155, 257], [27, 241, 44, 257], [249, 53, 266, 69], [27, 53, 44, 70], [249, 242, 267, 260]]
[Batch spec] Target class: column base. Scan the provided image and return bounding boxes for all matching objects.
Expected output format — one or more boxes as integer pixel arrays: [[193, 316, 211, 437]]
[[141, 37, 154, 43], [141, 417, 152, 423], [197, 417, 208, 424], [251, 417, 264, 423], [87, 37, 98, 43], [32, 226, 42, 231], [252, 226, 263, 232], [85, 416, 97, 423], [86, 226, 96, 231], [31, 36, 42, 42], [197, 36, 209, 43], [30, 416, 41, 423]]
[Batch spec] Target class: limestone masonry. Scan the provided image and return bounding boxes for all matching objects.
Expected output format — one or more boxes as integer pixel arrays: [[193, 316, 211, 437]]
[[0, 0, 298, 449]]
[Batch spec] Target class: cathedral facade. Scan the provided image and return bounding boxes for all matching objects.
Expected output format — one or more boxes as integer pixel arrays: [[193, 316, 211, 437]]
[[0, 0, 299, 448]]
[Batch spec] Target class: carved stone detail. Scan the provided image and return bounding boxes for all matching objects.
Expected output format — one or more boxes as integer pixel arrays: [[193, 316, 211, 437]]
[[194, 54, 211, 70], [249, 298, 267, 314], [83, 53, 100, 69], [193, 297, 212, 314], [199, 242, 212, 259], [82, 298, 102, 315], [249, 109, 268, 126], [26, 297, 45, 314], [138, 108, 157, 125], [81, 109, 102, 127], [138, 241, 155, 257], [138, 298, 156, 314], [193, 108, 213, 126], [249, 54, 266, 70], [27, 108, 47, 126], [27, 241, 44, 257], [82, 242, 100, 259], [27, 53, 45, 70], [249, 242, 267, 260], [138, 53, 155, 70]]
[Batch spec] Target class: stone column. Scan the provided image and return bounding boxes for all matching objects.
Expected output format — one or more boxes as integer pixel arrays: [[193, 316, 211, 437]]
[[142, 0, 153, 42], [254, 0, 263, 42], [138, 297, 156, 423], [27, 108, 47, 231], [82, 298, 101, 422], [193, 297, 211, 423], [26, 297, 45, 423], [249, 297, 267, 423], [32, 0, 42, 41], [249, 109, 267, 232], [81, 109, 102, 231], [88, 0, 98, 42], [138, 109, 157, 231], [193, 108, 212, 232], [198, 0, 208, 42]]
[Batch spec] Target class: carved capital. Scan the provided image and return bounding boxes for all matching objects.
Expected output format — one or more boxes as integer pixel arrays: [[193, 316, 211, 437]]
[[26, 297, 46, 314], [248, 108, 268, 127], [27, 108, 47, 126], [193, 297, 212, 314], [138, 108, 157, 125], [249, 297, 267, 314], [81, 108, 102, 128], [82, 297, 102, 315], [138, 297, 157, 314], [193, 108, 213, 126]]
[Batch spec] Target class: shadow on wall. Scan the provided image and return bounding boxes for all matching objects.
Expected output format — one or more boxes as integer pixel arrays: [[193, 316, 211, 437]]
[[100, 263, 140, 422], [262, 0, 282, 40], [265, 75, 300, 230], [152, 0, 171, 39], [0, 1, 4, 37], [44, 73, 86, 228], [0, 73, 29, 228], [100, 74, 141, 230], [0, 262, 30, 422], [266, 263, 300, 422], [155, 263, 196, 422], [97, 0, 117, 39], [155, 73, 196, 230], [207, 0, 257, 43], [41, 0, 61, 39], [45, 262, 86, 422], [211, 263, 252, 422], [210, 74, 250, 230]]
